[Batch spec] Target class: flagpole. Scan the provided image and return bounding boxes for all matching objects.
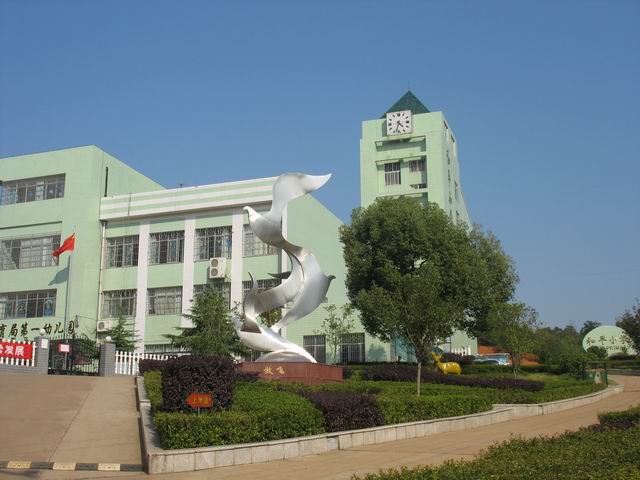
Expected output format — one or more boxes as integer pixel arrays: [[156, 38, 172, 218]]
[[63, 227, 75, 337]]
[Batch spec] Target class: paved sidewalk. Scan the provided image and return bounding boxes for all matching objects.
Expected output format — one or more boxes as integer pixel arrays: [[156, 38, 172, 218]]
[[2, 375, 638, 480], [0, 374, 141, 479]]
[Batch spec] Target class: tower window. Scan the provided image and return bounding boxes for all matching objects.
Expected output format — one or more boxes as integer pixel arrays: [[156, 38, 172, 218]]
[[408, 159, 425, 172], [384, 162, 401, 186]]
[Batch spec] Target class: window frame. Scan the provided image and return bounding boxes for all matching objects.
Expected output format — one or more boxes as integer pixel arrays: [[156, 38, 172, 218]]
[[384, 162, 401, 186], [243, 224, 277, 257], [0, 234, 61, 270], [148, 231, 185, 265], [0, 290, 57, 320], [105, 235, 139, 268], [303, 334, 327, 363], [102, 289, 137, 318], [194, 226, 232, 261], [147, 286, 182, 316], [0, 174, 66, 205]]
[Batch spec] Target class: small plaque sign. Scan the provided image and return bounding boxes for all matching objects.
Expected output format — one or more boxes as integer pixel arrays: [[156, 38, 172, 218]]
[[186, 392, 213, 409]]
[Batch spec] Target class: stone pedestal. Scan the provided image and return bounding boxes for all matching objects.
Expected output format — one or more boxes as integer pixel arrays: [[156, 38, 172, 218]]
[[238, 362, 343, 385]]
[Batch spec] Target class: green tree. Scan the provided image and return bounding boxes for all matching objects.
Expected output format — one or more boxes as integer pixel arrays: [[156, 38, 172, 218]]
[[258, 308, 282, 329], [533, 325, 582, 365], [616, 300, 640, 355], [165, 286, 248, 357], [586, 345, 609, 360], [316, 304, 355, 364], [340, 197, 517, 394], [103, 315, 138, 352], [580, 320, 601, 338], [489, 303, 539, 378]]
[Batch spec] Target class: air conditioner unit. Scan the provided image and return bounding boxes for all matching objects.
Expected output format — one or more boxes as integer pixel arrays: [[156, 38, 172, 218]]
[[96, 320, 113, 333], [209, 257, 227, 279]]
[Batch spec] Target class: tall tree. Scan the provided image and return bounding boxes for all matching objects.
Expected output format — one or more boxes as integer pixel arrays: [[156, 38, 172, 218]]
[[489, 303, 539, 378], [340, 197, 517, 395], [165, 286, 248, 357], [616, 300, 640, 354], [316, 304, 355, 364], [258, 308, 282, 329], [103, 315, 138, 352], [580, 320, 601, 338]]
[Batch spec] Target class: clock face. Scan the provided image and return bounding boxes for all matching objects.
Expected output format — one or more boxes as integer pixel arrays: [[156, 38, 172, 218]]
[[386, 110, 412, 135]]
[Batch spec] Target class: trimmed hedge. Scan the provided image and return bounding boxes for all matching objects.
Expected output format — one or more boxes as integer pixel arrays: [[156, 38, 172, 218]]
[[353, 405, 640, 480], [377, 394, 493, 424], [144, 371, 163, 410], [361, 364, 544, 392], [300, 390, 385, 432], [161, 356, 235, 412], [154, 384, 325, 449], [139, 358, 169, 375], [598, 404, 640, 430], [234, 369, 260, 382]]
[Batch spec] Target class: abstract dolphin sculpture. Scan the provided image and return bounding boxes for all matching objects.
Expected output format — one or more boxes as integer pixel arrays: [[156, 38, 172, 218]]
[[233, 173, 335, 363]]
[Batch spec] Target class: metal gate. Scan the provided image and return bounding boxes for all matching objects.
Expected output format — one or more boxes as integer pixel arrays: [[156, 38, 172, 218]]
[[48, 334, 100, 375]]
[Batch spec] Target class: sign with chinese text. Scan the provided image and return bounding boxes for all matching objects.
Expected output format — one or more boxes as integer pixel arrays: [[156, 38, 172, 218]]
[[0, 341, 33, 360], [583, 325, 636, 356], [186, 392, 213, 409], [58, 344, 71, 353]]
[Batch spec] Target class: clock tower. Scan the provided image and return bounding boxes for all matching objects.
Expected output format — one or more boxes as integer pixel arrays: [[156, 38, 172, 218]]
[[360, 91, 471, 228], [359, 91, 477, 357]]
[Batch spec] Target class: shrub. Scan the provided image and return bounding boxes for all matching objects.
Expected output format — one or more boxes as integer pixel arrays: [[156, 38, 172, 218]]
[[352, 422, 640, 479], [598, 404, 640, 430], [139, 358, 169, 374], [161, 355, 235, 412], [557, 351, 593, 378], [586, 345, 609, 360], [439, 353, 463, 364], [300, 390, 385, 432], [234, 369, 260, 382], [144, 371, 163, 410], [232, 384, 325, 440], [154, 383, 326, 449], [154, 411, 257, 449], [460, 355, 475, 366], [377, 394, 492, 424], [361, 364, 544, 391]]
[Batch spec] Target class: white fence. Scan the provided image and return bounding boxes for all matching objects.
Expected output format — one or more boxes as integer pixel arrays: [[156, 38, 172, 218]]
[[0, 338, 37, 367], [115, 351, 169, 375], [450, 346, 472, 356]]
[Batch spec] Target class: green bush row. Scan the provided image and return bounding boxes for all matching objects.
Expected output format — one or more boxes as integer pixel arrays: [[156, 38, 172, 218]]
[[144, 371, 163, 411], [599, 404, 640, 429], [377, 394, 493, 424], [353, 407, 640, 480], [154, 383, 325, 449]]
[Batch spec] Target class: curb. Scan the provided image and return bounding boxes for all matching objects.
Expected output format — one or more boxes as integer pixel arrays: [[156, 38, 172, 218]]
[[138, 379, 624, 474], [0, 461, 142, 471]]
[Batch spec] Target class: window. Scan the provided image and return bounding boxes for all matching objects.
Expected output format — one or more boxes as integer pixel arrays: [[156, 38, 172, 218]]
[[456, 211, 460, 224], [243, 224, 277, 257], [148, 287, 182, 315], [195, 227, 232, 260], [105, 235, 139, 268], [102, 289, 137, 317], [447, 151, 451, 165], [304, 335, 326, 363], [0, 290, 56, 320], [149, 231, 184, 264], [340, 332, 365, 364], [408, 159, 426, 172], [0, 235, 60, 270], [0, 174, 65, 205], [384, 162, 401, 186], [454, 182, 459, 201], [410, 183, 427, 190], [242, 278, 281, 297], [194, 280, 231, 308], [448, 170, 451, 182]]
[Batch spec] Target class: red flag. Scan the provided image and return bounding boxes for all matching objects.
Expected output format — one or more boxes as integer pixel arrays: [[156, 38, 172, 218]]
[[53, 234, 75, 257]]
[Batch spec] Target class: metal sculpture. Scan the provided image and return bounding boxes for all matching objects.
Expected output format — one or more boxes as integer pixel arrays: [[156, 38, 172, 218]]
[[233, 173, 335, 363]]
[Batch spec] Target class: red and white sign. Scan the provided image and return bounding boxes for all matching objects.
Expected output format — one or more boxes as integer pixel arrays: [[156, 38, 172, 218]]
[[0, 341, 33, 360], [58, 344, 71, 353], [186, 392, 213, 409]]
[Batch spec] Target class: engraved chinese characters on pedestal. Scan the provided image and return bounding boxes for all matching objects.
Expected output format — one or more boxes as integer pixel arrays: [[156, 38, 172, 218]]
[[232, 173, 335, 363]]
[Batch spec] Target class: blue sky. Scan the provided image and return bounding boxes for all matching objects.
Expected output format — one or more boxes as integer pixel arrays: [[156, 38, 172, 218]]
[[1, 1, 638, 330]]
